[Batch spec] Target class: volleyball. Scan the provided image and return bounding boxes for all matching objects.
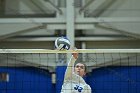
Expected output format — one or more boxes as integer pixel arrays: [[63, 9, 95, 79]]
[[55, 37, 71, 50]]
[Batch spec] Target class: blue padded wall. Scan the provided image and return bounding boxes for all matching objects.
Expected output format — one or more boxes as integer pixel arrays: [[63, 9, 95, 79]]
[[87, 66, 140, 93], [56, 66, 66, 93], [1, 66, 140, 93], [0, 67, 53, 93]]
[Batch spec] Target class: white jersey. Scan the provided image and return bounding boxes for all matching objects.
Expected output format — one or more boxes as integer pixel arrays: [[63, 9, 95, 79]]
[[61, 55, 91, 93], [61, 73, 91, 93]]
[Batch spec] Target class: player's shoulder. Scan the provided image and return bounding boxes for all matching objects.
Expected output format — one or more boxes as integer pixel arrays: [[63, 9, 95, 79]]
[[84, 83, 91, 90], [87, 84, 91, 89], [83, 84, 91, 93]]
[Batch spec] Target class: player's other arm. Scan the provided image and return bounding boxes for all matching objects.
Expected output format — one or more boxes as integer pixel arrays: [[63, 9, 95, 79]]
[[64, 53, 78, 81]]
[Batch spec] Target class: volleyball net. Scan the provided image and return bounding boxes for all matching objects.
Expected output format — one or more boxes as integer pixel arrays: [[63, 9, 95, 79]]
[[0, 49, 140, 72]]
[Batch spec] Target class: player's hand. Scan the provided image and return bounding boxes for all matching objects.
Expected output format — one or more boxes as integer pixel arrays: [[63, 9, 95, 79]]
[[72, 52, 78, 59], [72, 50, 78, 59], [71, 47, 78, 59]]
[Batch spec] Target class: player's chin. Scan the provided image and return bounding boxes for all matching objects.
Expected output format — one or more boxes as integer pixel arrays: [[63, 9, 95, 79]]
[[76, 72, 81, 75]]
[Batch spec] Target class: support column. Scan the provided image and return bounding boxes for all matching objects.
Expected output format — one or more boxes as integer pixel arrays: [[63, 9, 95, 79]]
[[82, 42, 86, 62], [66, 0, 75, 47], [66, 0, 75, 61]]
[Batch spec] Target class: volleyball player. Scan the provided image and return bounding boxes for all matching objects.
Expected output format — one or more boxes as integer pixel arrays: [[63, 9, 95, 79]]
[[61, 52, 91, 93]]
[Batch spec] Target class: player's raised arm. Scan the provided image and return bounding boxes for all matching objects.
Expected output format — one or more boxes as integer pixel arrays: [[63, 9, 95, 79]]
[[63, 53, 78, 81]]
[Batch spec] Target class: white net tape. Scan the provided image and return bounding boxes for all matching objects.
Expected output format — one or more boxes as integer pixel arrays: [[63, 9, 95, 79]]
[[0, 49, 140, 53]]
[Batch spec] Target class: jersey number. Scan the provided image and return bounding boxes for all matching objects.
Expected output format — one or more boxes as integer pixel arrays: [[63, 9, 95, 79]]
[[74, 85, 83, 92]]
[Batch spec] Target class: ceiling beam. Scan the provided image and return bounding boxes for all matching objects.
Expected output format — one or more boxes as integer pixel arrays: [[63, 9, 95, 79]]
[[79, 0, 95, 14], [0, 17, 140, 23], [97, 24, 140, 39], [1, 36, 132, 42], [0, 25, 46, 41], [87, 0, 116, 17], [44, 0, 63, 14]]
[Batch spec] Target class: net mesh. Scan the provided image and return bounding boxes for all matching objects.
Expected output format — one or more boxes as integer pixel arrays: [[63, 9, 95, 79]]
[[0, 49, 140, 93], [0, 49, 140, 68]]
